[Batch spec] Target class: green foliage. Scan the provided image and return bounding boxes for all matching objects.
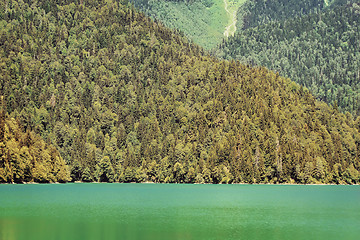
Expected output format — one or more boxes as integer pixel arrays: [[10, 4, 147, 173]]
[[237, 0, 326, 30], [95, 156, 115, 182], [131, 0, 233, 49], [0, 113, 70, 183], [218, 2, 360, 116], [1, 0, 360, 185]]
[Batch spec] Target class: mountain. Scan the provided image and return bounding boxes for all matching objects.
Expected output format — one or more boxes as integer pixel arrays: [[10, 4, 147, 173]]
[[217, 1, 360, 116], [0, 0, 360, 184]]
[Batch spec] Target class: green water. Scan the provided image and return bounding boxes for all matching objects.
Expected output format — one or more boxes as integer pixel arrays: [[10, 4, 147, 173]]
[[0, 184, 359, 240]]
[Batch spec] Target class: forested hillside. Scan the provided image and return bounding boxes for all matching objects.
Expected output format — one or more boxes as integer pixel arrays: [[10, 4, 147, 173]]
[[237, 0, 326, 30], [0, 98, 70, 183], [217, 2, 360, 116], [1, 0, 360, 184]]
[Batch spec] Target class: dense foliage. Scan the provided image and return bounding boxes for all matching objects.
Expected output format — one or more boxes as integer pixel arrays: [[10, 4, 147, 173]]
[[238, 0, 327, 30], [217, 2, 360, 116], [1, 0, 360, 184], [0, 98, 70, 183]]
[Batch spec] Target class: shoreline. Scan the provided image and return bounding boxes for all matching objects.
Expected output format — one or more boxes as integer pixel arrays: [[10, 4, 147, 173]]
[[1, 181, 358, 186]]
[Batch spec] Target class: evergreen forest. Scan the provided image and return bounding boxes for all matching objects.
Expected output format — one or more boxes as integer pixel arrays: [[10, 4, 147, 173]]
[[237, 0, 328, 30], [1, 0, 360, 184], [0, 98, 70, 183], [217, 1, 360, 116]]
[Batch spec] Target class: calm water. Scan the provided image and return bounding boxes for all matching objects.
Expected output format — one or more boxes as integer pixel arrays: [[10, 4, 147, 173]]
[[0, 184, 359, 240]]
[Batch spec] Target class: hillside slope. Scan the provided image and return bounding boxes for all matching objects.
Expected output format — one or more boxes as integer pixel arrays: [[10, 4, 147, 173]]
[[237, 0, 334, 30], [0, 99, 70, 183], [1, 0, 360, 184], [131, 0, 246, 49], [217, 2, 360, 116]]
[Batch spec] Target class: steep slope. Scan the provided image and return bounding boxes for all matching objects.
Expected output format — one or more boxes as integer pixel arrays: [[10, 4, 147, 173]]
[[130, 0, 245, 49], [1, 0, 360, 184], [217, 2, 360, 116]]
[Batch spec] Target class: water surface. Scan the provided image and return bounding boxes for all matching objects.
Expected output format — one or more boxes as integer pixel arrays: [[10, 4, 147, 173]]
[[0, 184, 359, 240]]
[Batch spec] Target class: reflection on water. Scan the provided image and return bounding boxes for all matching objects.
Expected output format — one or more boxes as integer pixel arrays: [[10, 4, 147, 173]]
[[0, 184, 360, 240]]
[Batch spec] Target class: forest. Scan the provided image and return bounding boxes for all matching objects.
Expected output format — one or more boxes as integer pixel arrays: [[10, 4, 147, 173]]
[[217, 1, 360, 116], [0, 0, 360, 184], [237, 0, 327, 30], [0, 97, 70, 183]]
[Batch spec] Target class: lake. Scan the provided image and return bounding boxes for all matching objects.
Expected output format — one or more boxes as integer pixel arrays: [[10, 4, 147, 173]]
[[0, 184, 359, 240]]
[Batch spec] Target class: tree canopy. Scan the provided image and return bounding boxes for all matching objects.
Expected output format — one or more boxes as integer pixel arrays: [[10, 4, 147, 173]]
[[217, 1, 360, 116], [237, 0, 327, 30], [0, 97, 70, 183], [0, 0, 359, 184]]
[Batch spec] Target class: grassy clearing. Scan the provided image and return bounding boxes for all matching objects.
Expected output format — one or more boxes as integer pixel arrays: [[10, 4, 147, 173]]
[[136, 0, 247, 49], [151, 0, 228, 49]]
